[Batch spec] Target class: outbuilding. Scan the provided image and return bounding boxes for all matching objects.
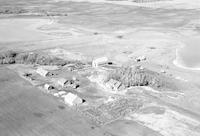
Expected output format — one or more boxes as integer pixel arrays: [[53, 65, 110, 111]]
[[92, 57, 108, 68], [57, 78, 68, 87], [44, 84, 54, 90], [58, 91, 67, 96], [36, 68, 51, 77], [62, 92, 84, 106], [106, 79, 125, 91]]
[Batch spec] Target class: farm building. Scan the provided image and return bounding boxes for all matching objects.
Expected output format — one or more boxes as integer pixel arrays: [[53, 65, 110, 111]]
[[58, 91, 67, 96], [44, 84, 54, 90], [53, 93, 59, 97], [106, 79, 117, 89], [92, 57, 108, 68], [57, 78, 68, 87], [49, 89, 59, 95], [36, 68, 52, 77], [106, 79, 125, 91], [62, 92, 84, 106], [135, 56, 146, 62]]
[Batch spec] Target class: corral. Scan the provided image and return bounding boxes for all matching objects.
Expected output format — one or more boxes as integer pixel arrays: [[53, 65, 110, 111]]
[[81, 97, 144, 126]]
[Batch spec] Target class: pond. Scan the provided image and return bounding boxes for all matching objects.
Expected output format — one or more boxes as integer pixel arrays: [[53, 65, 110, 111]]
[[175, 36, 200, 70]]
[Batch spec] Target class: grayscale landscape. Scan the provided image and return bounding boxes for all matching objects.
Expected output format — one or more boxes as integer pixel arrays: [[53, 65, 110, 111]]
[[0, 0, 200, 136]]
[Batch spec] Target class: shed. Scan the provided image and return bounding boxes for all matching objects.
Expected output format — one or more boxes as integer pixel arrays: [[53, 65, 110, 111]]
[[58, 91, 67, 96], [63, 92, 84, 106], [44, 84, 54, 90], [36, 68, 51, 77], [135, 56, 146, 62], [57, 78, 68, 87], [92, 57, 108, 68], [106, 79, 117, 88]]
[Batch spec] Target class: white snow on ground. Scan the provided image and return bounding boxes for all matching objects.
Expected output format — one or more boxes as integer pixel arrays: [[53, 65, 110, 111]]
[[52, 0, 200, 9], [127, 108, 200, 136], [0, 18, 55, 42], [47, 48, 87, 61]]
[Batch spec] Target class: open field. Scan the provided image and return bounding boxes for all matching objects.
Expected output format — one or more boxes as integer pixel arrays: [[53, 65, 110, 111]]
[[0, 67, 95, 136], [1, 0, 200, 135]]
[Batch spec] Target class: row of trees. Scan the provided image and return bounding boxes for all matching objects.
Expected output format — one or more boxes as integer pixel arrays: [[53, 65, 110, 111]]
[[107, 66, 176, 90], [0, 50, 83, 66], [0, 9, 27, 14]]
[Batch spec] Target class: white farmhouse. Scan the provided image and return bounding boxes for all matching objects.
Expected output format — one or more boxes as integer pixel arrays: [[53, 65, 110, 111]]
[[92, 57, 108, 68], [63, 92, 83, 106]]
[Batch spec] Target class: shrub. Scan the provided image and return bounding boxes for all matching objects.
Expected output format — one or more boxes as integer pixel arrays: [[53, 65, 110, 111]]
[[0, 50, 76, 67], [2, 50, 18, 58], [15, 53, 29, 64], [0, 50, 18, 64], [2, 57, 15, 64]]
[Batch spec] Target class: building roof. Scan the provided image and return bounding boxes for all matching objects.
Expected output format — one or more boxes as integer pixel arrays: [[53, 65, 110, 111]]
[[92, 57, 108, 67], [108, 79, 117, 86], [57, 78, 68, 86], [36, 68, 49, 77], [106, 79, 123, 91], [63, 92, 82, 106], [58, 91, 67, 96], [44, 84, 54, 90], [94, 57, 108, 63], [114, 81, 122, 89]]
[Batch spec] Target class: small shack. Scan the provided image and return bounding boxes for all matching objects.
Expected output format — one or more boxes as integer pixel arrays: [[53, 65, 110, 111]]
[[63, 92, 84, 106], [44, 84, 54, 90], [57, 78, 68, 87], [92, 57, 108, 68], [36, 68, 51, 77]]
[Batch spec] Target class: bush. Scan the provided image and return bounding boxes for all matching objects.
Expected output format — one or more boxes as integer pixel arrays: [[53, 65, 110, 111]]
[[49, 57, 67, 66], [2, 57, 15, 64], [2, 50, 18, 58], [15, 53, 29, 64], [0, 50, 79, 67], [26, 53, 38, 64]]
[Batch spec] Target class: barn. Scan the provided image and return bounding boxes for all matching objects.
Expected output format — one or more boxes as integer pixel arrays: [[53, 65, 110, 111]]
[[92, 57, 108, 68]]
